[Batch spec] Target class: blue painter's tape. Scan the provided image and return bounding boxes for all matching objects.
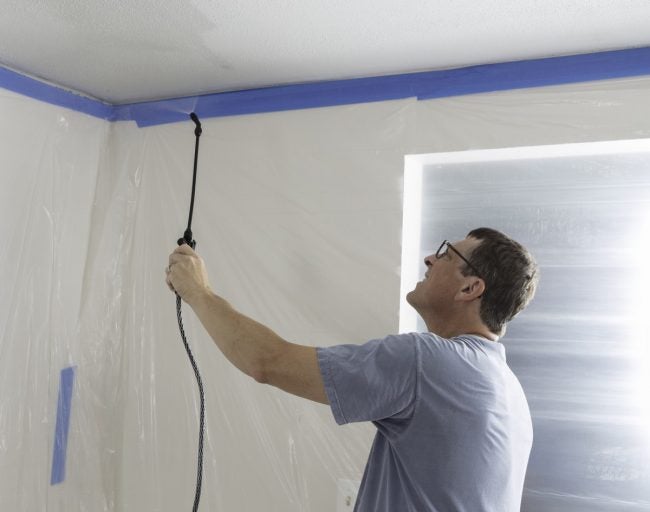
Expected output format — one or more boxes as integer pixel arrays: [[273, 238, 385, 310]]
[[415, 46, 650, 100], [0, 67, 113, 120], [3, 46, 650, 127], [112, 46, 650, 127], [51, 366, 75, 485], [113, 72, 423, 127]]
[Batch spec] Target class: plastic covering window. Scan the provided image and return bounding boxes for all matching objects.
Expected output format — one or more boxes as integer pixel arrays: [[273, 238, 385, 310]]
[[400, 140, 650, 511]]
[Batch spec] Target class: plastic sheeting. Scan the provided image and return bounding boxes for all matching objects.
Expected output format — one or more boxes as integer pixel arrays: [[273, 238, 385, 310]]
[[1, 75, 650, 511], [0, 88, 110, 509]]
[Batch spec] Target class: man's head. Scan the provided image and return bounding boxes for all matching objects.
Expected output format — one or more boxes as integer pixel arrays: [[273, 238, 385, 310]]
[[407, 228, 539, 337], [463, 228, 539, 336]]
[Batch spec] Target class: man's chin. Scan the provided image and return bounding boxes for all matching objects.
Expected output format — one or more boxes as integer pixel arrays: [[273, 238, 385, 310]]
[[405, 289, 416, 307]]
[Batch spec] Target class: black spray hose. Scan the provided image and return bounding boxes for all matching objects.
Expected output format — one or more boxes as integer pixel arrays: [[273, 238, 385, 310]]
[[176, 112, 205, 511], [176, 293, 205, 512]]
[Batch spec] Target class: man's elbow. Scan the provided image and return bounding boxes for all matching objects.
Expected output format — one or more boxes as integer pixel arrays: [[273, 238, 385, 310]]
[[247, 343, 284, 385], [247, 343, 329, 405], [249, 362, 269, 384]]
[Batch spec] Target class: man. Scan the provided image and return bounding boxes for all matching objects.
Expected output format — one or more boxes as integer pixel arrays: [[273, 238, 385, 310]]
[[166, 227, 539, 511]]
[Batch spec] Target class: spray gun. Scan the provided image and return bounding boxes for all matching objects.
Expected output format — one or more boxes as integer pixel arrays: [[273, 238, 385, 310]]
[[178, 112, 202, 249]]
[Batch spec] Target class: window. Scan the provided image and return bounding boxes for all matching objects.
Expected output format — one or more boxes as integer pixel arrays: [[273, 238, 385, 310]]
[[400, 139, 650, 510]]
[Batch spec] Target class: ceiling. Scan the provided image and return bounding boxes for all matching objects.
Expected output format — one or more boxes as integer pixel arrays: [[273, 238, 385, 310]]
[[1, 0, 650, 105]]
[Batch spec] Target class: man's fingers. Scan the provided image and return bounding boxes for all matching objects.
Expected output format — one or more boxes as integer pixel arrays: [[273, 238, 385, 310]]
[[169, 245, 197, 266], [169, 254, 188, 266], [175, 244, 195, 255], [166, 245, 206, 298]]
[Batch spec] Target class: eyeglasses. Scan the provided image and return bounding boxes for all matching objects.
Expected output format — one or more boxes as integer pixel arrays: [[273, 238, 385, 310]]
[[435, 240, 482, 278]]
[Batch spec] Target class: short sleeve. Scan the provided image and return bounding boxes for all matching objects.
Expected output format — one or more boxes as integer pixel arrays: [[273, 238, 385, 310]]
[[316, 333, 419, 425]]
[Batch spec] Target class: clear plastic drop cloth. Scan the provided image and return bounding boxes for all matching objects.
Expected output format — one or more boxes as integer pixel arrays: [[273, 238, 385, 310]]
[[0, 88, 111, 509], [1, 74, 650, 512]]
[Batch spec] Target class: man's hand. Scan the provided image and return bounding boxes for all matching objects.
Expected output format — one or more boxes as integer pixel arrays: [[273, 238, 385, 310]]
[[166, 244, 211, 305]]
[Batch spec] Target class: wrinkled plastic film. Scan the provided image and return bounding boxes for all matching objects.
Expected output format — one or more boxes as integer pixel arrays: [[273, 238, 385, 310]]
[[0, 88, 112, 509], [1, 75, 650, 511]]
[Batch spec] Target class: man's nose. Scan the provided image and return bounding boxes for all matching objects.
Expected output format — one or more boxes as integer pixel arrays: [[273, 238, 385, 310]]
[[424, 255, 435, 268]]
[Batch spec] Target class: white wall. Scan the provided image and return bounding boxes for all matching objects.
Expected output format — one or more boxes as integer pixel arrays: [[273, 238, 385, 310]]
[[1, 75, 650, 511]]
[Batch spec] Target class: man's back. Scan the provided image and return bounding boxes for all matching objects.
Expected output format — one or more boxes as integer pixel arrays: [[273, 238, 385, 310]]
[[317, 332, 533, 511]]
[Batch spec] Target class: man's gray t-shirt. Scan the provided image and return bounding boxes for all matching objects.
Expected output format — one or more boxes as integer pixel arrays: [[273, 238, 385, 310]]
[[317, 332, 533, 512]]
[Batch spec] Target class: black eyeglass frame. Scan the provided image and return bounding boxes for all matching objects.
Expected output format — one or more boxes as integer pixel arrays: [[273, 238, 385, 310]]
[[436, 240, 483, 279]]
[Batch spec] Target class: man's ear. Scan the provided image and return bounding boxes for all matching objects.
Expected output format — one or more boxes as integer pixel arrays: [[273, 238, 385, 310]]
[[455, 278, 485, 302]]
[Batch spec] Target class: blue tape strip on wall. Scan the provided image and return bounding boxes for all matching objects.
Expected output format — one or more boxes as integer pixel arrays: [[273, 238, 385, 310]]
[[2, 46, 650, 127], [51, 366, 76, 485]]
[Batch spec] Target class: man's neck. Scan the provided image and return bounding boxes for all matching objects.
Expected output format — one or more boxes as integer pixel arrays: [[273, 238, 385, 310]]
[[421, 314, 498, 342]]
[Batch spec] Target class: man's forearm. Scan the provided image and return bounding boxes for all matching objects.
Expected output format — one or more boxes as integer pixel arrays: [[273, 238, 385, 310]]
[[167, 245, 327, 403], [186, 289, 286, 382]]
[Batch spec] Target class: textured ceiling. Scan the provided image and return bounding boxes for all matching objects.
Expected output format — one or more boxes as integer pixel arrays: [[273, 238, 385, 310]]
[[1, 0, 650, 104]]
